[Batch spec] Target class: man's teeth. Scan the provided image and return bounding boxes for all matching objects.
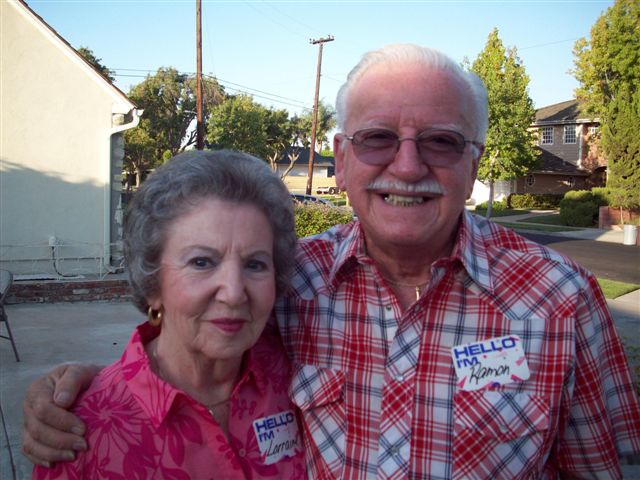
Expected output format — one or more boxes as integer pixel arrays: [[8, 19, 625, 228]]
[[383, 194, 425, 206]]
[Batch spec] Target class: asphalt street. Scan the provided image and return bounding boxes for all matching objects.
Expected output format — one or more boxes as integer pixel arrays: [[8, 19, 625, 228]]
[[519, 232, 640, 284]]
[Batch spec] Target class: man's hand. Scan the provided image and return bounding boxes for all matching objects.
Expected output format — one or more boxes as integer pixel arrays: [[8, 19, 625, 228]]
[[22, 363, 102, 467]]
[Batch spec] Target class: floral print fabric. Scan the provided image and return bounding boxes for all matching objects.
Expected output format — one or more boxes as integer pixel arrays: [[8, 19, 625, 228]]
[[33, 321, 306, 479]]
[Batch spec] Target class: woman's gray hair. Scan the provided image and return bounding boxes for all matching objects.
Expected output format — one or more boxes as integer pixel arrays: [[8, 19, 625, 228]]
[[124, 149, 296, 313], [335, 44, 488, 144]]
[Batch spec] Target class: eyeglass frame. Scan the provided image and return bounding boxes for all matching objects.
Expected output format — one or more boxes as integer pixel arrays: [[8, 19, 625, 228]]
[[339, 127, 484, 167]]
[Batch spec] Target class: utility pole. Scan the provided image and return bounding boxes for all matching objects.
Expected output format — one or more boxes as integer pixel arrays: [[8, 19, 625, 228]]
[[196, 0, 204, 150], [306, 35, 334, 195]]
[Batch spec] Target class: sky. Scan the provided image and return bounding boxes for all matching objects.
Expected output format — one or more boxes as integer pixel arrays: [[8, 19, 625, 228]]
[[26, 0, 613, 116]]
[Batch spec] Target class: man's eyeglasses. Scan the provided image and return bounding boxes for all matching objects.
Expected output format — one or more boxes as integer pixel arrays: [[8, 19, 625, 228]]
[[342, 128, 483, 167]]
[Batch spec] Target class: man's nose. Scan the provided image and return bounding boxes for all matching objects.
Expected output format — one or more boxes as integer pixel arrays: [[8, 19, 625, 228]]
[[388, 137, 428, 178]]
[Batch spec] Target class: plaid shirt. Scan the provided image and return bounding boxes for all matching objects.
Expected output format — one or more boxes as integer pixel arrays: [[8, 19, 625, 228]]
[[276, 210, 640, 479]]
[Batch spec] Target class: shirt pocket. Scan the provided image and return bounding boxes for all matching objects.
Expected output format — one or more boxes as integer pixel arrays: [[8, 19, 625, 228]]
[[289, 364, 345, 479], [453, 390, 549, 480]]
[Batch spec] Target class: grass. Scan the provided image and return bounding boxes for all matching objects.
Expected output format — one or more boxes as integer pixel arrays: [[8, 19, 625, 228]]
[[473, 208, 530, 217], [517, 214, 565, 226], [490, 221, 582, 233], [597, 278, 640, 299]]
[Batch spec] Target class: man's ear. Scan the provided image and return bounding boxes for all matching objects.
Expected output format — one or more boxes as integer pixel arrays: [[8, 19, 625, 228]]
[[334, 134, 347, 190]]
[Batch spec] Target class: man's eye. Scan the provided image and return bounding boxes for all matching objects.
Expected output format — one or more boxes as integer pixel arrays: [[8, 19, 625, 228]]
[[421, 133, 462, 151]]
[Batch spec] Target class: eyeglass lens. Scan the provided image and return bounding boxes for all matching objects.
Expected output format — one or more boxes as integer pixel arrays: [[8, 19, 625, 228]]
[[349, 128, 469, 166]]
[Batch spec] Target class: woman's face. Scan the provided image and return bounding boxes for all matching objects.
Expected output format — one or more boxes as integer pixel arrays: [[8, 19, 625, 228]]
[[150, 197, 276, 361]]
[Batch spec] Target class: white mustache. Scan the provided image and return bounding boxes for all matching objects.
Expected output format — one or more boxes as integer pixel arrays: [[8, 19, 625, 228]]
[[366, 179, 444, 195]]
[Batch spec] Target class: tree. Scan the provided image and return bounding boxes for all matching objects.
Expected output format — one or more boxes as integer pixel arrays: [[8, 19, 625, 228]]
[[292, 101, 336, 152], [470, 28, 539, 218], [77, 46, 114, 82], [123, 68, 224, 186], [128, 68, 223, 158], [572, 0, 640, 119], [572, 0, 639, 201], [601, 88, 640, 212], [207, 95, 270, 158], [123, 119, 156, 188]]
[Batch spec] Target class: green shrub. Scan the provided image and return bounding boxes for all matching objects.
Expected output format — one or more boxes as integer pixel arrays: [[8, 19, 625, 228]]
[[294, 203, 354, 238], [475, 198, 508, 211], [508, 193, 564, 209], [559, 195, 599, 227]]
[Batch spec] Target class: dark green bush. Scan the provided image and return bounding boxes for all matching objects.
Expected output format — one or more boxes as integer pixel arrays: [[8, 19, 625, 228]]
[[559, 191, 600, 227], [294, 203, 354, 238], [508, 193, 564, 209]]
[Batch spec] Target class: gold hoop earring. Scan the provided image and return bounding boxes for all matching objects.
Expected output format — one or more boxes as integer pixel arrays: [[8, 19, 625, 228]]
[[147, 306, 163, 327]]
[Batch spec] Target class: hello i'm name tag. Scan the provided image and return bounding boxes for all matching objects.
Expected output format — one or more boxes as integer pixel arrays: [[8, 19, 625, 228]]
[[451, 335, 530, 391], [253, 410, 301, 465]]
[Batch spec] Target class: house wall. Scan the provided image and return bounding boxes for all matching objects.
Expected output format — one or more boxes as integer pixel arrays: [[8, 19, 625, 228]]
[[537, 124, 583, 166], [515, 174, 589, 195], [0, 1, 133, 276]]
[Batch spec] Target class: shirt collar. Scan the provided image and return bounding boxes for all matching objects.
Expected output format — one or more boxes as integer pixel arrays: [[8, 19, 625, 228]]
[[122, 322, 265, 428], [325, 211, 494, 294]]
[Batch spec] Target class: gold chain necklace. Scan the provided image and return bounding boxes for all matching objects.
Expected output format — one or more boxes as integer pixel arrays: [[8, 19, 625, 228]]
[[383, 278, 428, 301]]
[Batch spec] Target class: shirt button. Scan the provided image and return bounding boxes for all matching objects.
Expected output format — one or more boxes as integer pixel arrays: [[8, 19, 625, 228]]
[[395, 374, 405, 382], [385, 304, 392, 311], [390, 446, 400, 456], [238, 448, 246, 457], [499, 424, 508, 433], [413, 305, 420, 313]]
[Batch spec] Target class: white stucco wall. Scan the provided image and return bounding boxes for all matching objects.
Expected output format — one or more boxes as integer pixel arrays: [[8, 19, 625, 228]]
[[0, 1, 135, 275]]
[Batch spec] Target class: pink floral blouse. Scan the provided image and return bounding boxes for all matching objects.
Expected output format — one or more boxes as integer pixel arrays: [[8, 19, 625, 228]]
[[33, 321, 306, 479]]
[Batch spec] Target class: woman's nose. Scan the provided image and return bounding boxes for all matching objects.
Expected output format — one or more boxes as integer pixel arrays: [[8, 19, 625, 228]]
[[215, 263, 248, 306]]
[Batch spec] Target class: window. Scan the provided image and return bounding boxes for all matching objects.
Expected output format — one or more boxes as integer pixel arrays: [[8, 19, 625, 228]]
[[567, 176, 576, 188], [588, 126, 598, 136], [526, 174, 535, 187], [564, 125, 577, 144], [540, 127, 553, 145]]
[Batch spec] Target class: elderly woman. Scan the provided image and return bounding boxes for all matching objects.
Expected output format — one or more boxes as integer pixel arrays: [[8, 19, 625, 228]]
[[32, 150, 305, 479]]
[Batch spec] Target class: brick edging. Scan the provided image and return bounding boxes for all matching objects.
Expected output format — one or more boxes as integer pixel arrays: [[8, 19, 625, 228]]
[[6, 279, 132, 304]]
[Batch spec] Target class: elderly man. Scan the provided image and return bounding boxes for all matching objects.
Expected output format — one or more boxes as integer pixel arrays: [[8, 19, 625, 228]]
[[23, 44, 640, 479]]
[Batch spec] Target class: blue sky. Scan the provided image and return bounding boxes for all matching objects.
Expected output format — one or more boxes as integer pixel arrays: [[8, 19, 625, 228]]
[[28, 0, 612, 115]]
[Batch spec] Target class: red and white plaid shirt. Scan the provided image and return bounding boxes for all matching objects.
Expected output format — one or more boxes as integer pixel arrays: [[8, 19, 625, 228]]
[[276, 211, 640, 479]]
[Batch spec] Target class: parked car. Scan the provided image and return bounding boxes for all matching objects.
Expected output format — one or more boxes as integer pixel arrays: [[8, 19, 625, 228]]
[[315, 186, 341, 195], [290, 193, 334, 206]]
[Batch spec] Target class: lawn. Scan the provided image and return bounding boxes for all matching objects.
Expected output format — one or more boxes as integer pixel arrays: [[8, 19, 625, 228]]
[[598, 278, 640, 299]]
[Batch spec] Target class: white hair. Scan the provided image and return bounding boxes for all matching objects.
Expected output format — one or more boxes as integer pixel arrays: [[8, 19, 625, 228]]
[[335, 44, 488, 144]]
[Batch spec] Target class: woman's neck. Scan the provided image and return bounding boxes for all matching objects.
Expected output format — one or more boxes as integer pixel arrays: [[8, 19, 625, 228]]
[[147, 335, 242, 409]]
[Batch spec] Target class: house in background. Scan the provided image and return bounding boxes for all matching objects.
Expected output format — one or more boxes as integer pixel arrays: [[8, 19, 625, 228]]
[[1, 0, 142, 277], [520, 99, 606, 194], [274, 146, 338, 193], [469, 99, 606, 205]]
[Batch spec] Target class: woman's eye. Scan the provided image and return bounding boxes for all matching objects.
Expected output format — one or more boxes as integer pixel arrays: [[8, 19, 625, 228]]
[[246, 259, 269, 272], [190, 257, 213, 269]]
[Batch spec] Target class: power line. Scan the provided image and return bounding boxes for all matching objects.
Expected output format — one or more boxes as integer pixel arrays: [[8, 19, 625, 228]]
[[111, 68, 312, 111]]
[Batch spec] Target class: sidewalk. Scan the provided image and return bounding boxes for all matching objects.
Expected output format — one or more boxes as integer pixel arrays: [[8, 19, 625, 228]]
[[1, 298, 639, 479], [488, 209, 629, 244]]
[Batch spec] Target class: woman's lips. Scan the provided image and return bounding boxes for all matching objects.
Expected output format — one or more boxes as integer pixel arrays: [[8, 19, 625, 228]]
[[209, 318, 245, 333]]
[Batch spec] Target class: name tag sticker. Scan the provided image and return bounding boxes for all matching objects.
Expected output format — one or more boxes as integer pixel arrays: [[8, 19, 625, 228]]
[[451, 335, 530, 391], [253, 410, 301, 465]]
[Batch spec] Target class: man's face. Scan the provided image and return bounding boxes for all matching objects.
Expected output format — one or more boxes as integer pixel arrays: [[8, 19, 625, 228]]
[[334, 63, 481, 257]]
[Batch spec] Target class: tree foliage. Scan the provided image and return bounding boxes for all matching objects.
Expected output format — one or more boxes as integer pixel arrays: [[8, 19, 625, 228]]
[[572, 0, 639, 205], [207, 94, 293, 161], [572, 0, 640, 118], [601, 88, 640, 208], [123, 68, 224, 186], [469, 28, 538, 217], [77, 46, 114, 82], [291, 101, 336, 152]]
